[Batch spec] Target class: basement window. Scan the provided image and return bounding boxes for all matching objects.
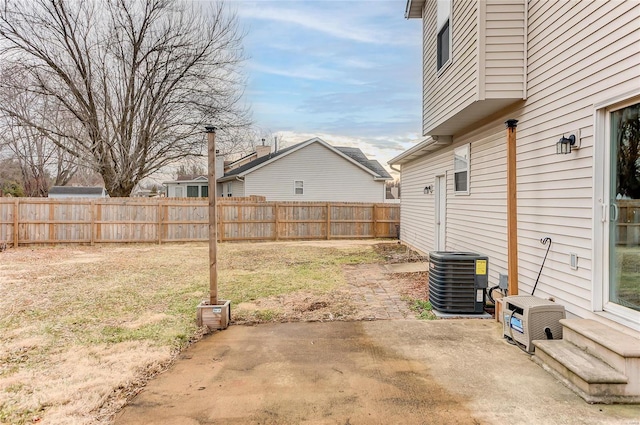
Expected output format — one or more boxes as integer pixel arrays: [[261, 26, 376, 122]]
[[454, 144, 469, 194]]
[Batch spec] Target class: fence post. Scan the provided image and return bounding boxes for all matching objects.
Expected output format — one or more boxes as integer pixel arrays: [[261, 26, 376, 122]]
[[157, 199, 163, 245], [48, 201, 55, 243], [218, 202, 224, 242], [372, 204, 378, 238], [13, 199, 19, 248], [90, 200, 95, 246], [274, 203, 279, 241], [96, 201, 102, 243], [326, 203, 331, 240]]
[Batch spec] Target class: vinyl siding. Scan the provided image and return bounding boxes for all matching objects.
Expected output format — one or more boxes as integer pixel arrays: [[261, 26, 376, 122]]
[[402, 0, 640, 329], [401, 129, 509, 288], [422, 0, 479, 135], [483, 0, 526, 99], [400, 148, 449, 252], [219, 180, 245, 198], [511, 0, 639, 320], [243, 142, 385, 202], [422, 0, 526, 136]]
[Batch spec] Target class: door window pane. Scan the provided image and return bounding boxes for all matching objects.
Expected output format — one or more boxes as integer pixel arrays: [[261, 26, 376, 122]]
[[610, 101, 640, 311]]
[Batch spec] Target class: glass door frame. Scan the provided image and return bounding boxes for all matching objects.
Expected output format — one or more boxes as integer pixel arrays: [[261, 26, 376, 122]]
[[594, 89, 640, 330]]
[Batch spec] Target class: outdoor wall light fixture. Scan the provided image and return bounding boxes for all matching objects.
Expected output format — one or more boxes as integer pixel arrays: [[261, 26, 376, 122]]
[[423, 185, 433, 194], [556, 134, 576, 154]]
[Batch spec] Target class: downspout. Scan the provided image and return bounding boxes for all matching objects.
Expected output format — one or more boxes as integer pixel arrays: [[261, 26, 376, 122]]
[[506, 119, 519, 296]]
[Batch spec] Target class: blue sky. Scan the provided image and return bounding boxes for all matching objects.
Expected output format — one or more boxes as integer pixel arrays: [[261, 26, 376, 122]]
[[232, 0, 423, 175]]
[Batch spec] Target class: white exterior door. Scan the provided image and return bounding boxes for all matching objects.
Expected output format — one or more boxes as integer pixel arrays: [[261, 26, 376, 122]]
[[596, 94, 640, 329], [435, 175, 446, 251]]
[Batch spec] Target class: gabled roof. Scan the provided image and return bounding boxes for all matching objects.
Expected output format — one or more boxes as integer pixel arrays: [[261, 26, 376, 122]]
[[176, 175, 207, 182], [163, 175, 208, 185], [48, 186, 106, 195], [218, 137, 392, 182]]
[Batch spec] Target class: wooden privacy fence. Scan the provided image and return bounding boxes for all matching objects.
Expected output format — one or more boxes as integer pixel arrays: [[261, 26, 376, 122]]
[[0, 197, 400, 246], [616, 200, 640, 246]]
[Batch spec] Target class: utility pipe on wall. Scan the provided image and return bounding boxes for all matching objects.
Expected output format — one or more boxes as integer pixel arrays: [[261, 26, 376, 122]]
[[206, 126, 218, 305], [506, 119, 519, 295]]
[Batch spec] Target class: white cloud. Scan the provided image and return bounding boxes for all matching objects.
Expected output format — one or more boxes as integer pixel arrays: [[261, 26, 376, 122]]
[[236, 2, 419, 46], [248, 62, 368, 85]]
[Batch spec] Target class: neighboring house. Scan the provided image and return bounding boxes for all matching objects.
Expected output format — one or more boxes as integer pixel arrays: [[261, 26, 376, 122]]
[[163, 155, 225, 198], [163, 175, 209, 198], [218, 137, 392, 202], [391, 0, 639, 401], [48, 186, 108, 198]]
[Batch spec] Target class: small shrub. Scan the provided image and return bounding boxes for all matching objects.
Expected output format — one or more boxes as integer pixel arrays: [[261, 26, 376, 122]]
[[409, 298, 436, 320]]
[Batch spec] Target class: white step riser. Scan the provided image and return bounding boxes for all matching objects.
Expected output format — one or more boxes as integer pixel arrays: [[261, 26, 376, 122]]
[[534, 347, 628, 398], [563, 327, 626, 372]]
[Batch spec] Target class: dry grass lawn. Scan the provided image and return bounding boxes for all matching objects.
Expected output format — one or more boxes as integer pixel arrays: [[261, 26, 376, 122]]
[[0, 240, 389, 425]]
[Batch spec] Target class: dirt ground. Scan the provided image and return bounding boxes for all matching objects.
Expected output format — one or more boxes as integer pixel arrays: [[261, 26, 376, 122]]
[[232, 242, 429, 324]]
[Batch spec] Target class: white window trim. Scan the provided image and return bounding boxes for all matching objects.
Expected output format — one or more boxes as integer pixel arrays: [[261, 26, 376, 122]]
[[453, 143, 470, 195], [436, 0, 453, 74], [294, 180, 304, 195]]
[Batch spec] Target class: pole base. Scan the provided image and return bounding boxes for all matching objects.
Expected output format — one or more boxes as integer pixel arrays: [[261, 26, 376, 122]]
[[196, 300, 231, 331]]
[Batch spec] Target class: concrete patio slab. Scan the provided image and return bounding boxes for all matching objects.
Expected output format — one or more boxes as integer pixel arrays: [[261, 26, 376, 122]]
[[115, 320, 640, 425]]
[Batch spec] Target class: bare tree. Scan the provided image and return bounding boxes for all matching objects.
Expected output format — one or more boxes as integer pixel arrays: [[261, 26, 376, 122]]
[[0, 68, 79, 196], [0, 0, 249, 196]]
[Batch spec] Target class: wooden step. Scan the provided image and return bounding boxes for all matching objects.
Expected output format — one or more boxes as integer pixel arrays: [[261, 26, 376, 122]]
[[532, 339, 636, 404]]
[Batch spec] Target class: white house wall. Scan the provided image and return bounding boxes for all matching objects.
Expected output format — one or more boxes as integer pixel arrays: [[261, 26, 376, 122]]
[[400, 129, 509, 291], [243, 142, 385, 202], [422, 0, 479, 135], [513, 0, 638, 321], [403, 0, 639, 329], [233, 180, 245, 197], [483, 0, 526, 100]]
